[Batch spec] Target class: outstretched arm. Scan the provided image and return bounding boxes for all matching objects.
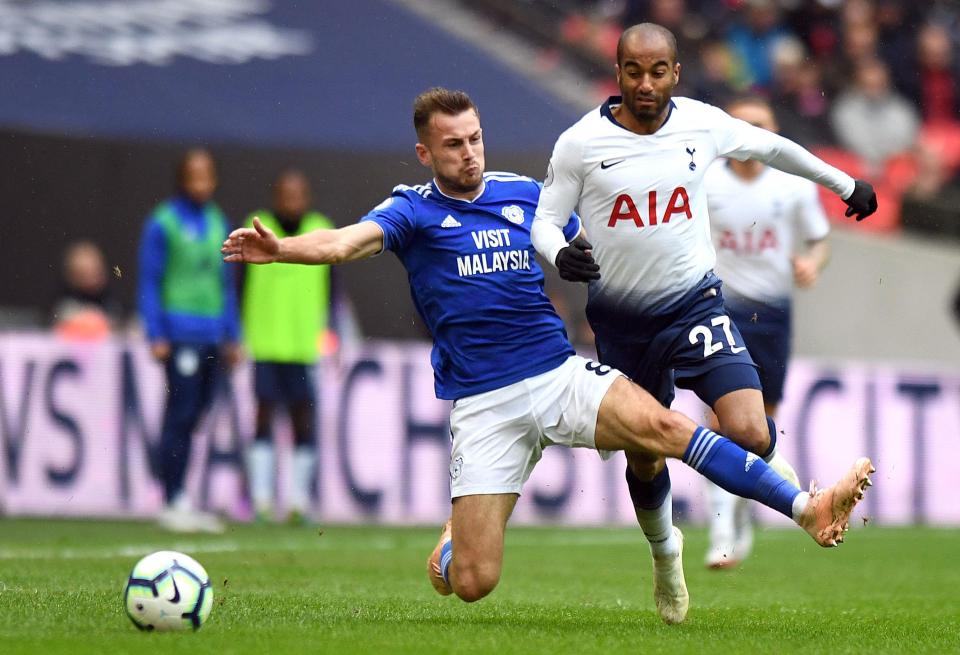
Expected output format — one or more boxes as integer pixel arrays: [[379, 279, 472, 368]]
[[222, 217, 384, 266], [718, 113, 878, 221]]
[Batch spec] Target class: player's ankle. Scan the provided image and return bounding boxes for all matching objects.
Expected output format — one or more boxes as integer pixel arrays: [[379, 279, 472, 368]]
[[791, 491, 811, 523]]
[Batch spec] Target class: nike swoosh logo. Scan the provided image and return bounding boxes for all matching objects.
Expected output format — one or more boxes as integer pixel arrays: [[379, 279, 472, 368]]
[[167, 572, 181, 603], [600, 159, 625, 170]]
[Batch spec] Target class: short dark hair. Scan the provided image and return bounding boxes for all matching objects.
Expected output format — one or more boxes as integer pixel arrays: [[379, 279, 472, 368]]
[[725, 94, 772, 113], [413, 88, 479, 140], [617, 23, 678, 65], [274, 168, 309, 190]]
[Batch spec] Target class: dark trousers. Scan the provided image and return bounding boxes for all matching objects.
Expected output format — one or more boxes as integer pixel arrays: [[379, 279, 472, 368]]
[[159, 343, 222, 504]]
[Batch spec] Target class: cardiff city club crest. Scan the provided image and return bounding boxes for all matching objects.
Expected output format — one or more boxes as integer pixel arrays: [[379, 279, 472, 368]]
[[501, 205, 525, 224]]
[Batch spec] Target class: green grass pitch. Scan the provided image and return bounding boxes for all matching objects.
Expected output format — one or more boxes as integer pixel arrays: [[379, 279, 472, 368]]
[[1, 519, 958, 654]]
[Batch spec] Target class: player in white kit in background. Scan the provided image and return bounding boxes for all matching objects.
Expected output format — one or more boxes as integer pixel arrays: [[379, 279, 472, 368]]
[[703, 96, 832, 569], [532, 23, 877, 583]]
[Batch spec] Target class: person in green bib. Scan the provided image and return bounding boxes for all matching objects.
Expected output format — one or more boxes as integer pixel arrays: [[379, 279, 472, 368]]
[[243, 170, 333, 524], [138, 148, 241, 533]]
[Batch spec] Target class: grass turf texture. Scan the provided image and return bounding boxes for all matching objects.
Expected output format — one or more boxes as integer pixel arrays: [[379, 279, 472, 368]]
[[0, 520, 957, 654]]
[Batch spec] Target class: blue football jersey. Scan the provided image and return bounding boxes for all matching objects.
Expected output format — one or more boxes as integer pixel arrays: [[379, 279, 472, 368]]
[[360, 171, 581, 400]]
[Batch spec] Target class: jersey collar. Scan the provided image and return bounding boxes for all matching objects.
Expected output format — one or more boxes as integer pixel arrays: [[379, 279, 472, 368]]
[[431, 178, 487, 203], [600, 96, 677, 134]]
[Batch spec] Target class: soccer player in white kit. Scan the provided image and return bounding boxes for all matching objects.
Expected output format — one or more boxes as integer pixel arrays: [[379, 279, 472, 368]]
[[532, 23, 877, 586], [224, 87, 874, 626], [702, 96, 832, 568]]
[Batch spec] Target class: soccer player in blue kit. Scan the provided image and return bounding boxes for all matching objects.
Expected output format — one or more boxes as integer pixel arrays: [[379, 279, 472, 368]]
[[532, 23, 879, 603], [223, 88, 874, 624]]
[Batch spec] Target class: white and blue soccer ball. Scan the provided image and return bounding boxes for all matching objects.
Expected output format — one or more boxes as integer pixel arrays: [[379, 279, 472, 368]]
[[124, 550, 213, 631]]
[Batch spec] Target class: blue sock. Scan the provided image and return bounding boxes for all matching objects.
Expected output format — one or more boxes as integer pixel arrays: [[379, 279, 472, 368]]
[[440, 539, 453, 585], [684, 426, 800, 518], [762, 416, 778, 461], [625, 465, 671, 509]]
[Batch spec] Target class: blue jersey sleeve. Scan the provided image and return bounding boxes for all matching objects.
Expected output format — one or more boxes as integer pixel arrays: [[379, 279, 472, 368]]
[[561, 212, 581, 241], [533, 180, 580, 241], [359, 189, 417, 253], [137, 217, 167, 341]]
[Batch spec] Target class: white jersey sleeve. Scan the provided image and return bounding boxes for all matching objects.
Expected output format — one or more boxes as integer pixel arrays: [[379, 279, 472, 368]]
[[708, 106, 856, 200], [532, 129, 585, 266]]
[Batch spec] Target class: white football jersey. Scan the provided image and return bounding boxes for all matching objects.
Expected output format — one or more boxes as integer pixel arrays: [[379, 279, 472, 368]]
[[533, 96, 853, 315], [705, 161, 830, 304]]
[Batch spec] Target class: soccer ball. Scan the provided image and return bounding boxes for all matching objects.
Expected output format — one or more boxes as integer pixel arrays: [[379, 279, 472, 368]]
[[124, 550, 213, 631]]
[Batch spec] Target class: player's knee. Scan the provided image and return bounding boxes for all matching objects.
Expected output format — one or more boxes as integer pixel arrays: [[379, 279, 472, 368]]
[[451, 560, 501, 603], [720, 416, 770, 454], [640, 408, 690, 456]]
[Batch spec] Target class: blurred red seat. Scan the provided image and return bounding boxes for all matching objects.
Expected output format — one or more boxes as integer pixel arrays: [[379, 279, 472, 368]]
[[918, 121, 960, 173], [882, 152, 919, 196]]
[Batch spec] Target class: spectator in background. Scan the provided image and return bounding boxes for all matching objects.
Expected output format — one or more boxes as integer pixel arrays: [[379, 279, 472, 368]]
[[875, 0, 920, 95], [899, 141, 960, 237], [725, 0, 793, 91], [822, 18, 879, 97], [769, 38, 834, 146], [830, 57, 920, 171], [906, 23, 960, 124], [138, 148, 240, 534], [639, 0, 711, 69], [683, 38, 743, 106], [51, 240, 121, 340], [242, 170, 334, 525]]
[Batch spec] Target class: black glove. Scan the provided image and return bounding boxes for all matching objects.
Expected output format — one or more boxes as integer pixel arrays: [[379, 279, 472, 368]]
[[555, 236, 600, 282], [844, 179, 878, 221]]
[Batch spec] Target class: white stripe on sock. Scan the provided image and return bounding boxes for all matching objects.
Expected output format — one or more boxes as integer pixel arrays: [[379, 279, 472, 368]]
[[692, 431, 721, 470], [685, 429, 712, 466]]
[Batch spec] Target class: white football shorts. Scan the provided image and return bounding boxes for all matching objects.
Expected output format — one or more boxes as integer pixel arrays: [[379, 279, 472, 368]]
[[448, 355, 624, 498]]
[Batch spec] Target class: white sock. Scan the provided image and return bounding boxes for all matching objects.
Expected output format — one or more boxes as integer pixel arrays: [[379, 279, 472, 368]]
[[762, 443, 777, 464], [791, 491, 811, 523], [706, 479, 737, 549], [635, 492, 679, 559], [169, 491, 192, 513], [248, 441, 275, 511], [289, 445, 315, 514]]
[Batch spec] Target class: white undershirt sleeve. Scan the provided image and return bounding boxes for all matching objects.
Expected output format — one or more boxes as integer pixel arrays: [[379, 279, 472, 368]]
[[713, 109, 856, 200], [532, 131, 585, 267]]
